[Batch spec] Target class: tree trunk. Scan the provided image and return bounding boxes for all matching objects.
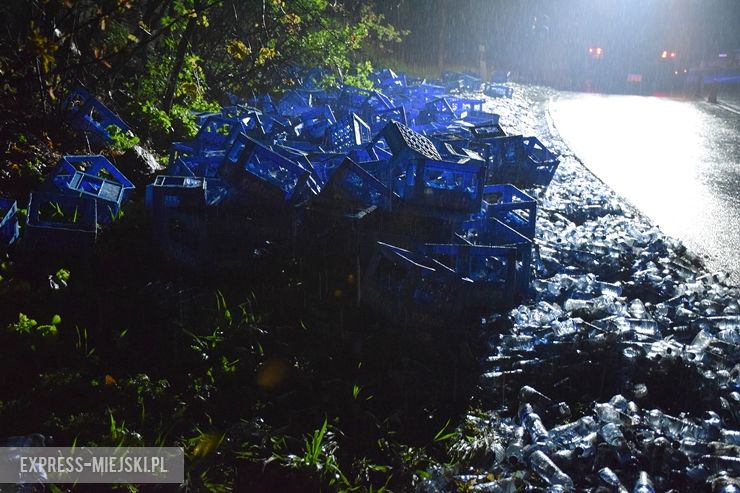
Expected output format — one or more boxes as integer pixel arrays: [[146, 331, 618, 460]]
[[162, 6, 198, 113]]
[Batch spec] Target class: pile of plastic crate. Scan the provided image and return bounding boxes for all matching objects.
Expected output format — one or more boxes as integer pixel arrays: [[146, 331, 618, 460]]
[[139, 68, 557, 327]]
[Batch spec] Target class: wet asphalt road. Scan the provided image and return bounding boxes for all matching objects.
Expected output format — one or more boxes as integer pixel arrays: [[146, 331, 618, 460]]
[[549, 91, 740, 281]]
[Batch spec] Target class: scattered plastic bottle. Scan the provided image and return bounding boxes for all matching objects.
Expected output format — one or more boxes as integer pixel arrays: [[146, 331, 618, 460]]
[[632, 471, 655, 493], [528, 449, 574, 489]]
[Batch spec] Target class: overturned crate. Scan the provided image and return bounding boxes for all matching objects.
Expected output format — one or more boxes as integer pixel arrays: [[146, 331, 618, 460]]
[[419, 242, 519, 310], [53, 155, 135, 197], [459, 216, 533, 303], [0, 198, 20, 249], [49, 156, 134, 223], [483, 84, 514, 99], [315, 157, 398, 213], [366, 106, 407, 136], [169, 115, 250, 164], [221, 134, 312, 208], [391, 158, 486, 214], [325, 113, 373, 153], [60, 87, 131, 144], [361, 241, 472, 329], [297, 105, 336, 142], [480, 184, 537, 240], [146, 175, 257, 273], [50, 171, 126, 224], [25, 192, 98, 252], [481, 135, 559, 189]]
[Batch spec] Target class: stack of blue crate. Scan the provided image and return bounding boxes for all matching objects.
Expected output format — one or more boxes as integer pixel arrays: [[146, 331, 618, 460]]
[[138, 67, 559, 324]]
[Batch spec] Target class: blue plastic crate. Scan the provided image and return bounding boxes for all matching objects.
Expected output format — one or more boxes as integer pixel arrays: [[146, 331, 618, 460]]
[[191, 110, 221, 127], [317, 158, 398, 212], [325, 113, 372, 152], [222, 134, 310, 205], [366, 106, 407, 136], [167, 155, 223, 179], [260, 114, 295, 138], [459, 217, 533, 301], [459, 74, 483, 92], [277, 90, 312, 117], [25, 192, 97, 251], [469, 118, 506, 138], [51, 171, 126, 223], [305, 152, 346, 189], [362, 91, 394, 116], [483, 136, 559, 188], [148, 174, 287, 272], [416, 98, 460, 125], [522, 137, 560, 186], [220, 103, 254, 120], [338, 85, 373, 113], [273, 139, 325, 154], [145, 175, 215, 211], [53, 155, 135, 199], [146, 175, 211, 269], [361, 241, 470, 329], [446, 97, 485, 115], [483, 84, 513, 98], [434, 140, 485, 165], [249, 94, 276, 114], [374, 68, 407, 89], [481, 184, 537, 240], [61, 87, 131, 144], [169, 115, 250, 163], [310, 88, 340, 108], [0, 198, 19, 248], [297, 104, 336, 141], [429, 127, 474, 147], [419, 242, 518, 308], [393, 158, 486, 213], [414, 83, 447, 99], [375, 121, 442, 162]]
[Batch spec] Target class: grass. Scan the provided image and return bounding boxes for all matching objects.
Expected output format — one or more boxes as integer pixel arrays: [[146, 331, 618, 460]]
[[0, 211, 482, 491]]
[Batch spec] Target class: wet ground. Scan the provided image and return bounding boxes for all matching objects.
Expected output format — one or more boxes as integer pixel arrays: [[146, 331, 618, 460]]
[[418, 84, 740, 493], [549, 91, 740, 281]]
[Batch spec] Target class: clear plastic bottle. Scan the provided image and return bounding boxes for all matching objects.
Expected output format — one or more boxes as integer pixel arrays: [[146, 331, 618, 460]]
[[505, 425, 526, 464], [599, 466, 628, 493], [528, 449, 574, 489], [519, 385, 552, 409], [595, 402, 623, 424], [720, 428, 740, 445], [632, 471, 655, 493], [519, 403, 550, 445], [600, 423, 626, 447], [548, 416, 597, 446]]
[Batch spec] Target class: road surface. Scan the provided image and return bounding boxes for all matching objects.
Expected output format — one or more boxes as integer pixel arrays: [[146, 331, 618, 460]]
[[549, 92, 740, 280]]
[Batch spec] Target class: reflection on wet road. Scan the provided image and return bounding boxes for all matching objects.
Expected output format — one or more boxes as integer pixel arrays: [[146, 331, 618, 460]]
[[549, 92, 740, 279]]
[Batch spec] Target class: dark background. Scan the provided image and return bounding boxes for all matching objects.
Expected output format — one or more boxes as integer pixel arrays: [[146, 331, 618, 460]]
[[378, 0, 740, 93]]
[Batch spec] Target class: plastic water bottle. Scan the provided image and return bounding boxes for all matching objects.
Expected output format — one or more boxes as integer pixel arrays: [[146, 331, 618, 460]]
[[519, 403, 550, 445], [549, 416, 597, 446], [632, 471, 655, 493], [505, 425, 526, 464], [519, 385, 552, 409], [599, 466, 628, 493], [528, 450, 574, 489]]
